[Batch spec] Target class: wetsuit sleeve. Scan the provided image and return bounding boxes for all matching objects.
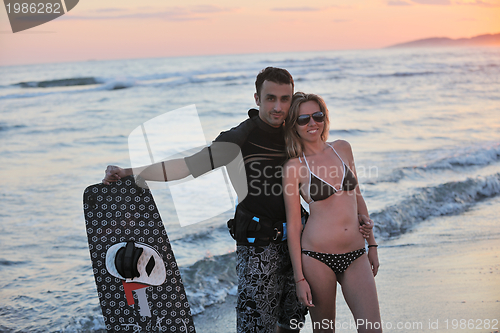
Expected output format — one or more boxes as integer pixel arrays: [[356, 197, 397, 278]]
[[183, 146, 211, 178], [184, 118, 255, 178]]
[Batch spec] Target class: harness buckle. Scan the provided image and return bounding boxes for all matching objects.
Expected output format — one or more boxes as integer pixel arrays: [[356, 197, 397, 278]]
[[273, 228, 282, 241]]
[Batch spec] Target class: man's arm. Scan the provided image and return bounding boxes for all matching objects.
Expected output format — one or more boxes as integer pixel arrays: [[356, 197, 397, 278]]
[[102, 158, 190, 184], [102, 116, 253, 185], [103, 140, 244, 186]]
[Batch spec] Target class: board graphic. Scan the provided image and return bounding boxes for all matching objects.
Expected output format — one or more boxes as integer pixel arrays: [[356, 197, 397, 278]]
[[83, 176, 196, 332]]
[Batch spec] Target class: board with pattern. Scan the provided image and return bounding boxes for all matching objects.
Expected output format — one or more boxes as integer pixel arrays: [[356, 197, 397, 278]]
[[83, 176, 195, 333]]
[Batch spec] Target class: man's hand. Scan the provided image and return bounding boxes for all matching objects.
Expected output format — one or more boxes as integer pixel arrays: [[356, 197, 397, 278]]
[[102, 165, 127, 185], [358, 214, 373, 239]]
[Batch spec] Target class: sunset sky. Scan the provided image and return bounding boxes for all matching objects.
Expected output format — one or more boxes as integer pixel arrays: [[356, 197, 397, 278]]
[[0, 0, 499, 66]]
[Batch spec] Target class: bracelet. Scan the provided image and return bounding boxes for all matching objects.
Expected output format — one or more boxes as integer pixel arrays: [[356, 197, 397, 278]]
[[295, 278, 306, 284], [161, 162, 168, 182], [368, 244, 378, 248]]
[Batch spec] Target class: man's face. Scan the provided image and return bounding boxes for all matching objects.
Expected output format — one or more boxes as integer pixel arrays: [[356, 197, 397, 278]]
[[254, 80, 293, 128]]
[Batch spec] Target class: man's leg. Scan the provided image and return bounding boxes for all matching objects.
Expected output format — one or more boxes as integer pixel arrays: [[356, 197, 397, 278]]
[[276, 243, 307, 333], [236, 244, 285, 333]]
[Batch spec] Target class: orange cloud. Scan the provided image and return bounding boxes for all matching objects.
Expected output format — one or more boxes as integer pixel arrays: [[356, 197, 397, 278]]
[[388, 0, 412, 5], [411, 0, 451, 5], [405, 0, 500, 4], [61, 6, 236, 21], [271, 7, 322, 11], [455, 0, 500, 6]]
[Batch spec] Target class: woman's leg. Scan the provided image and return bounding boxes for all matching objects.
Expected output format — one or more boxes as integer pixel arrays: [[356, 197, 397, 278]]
[[302, 253, 338, 333], [337, 254, 382, 333]]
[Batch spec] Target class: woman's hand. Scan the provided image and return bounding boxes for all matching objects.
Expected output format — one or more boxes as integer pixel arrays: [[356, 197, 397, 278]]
[[296, 279, 315, 308], [102, 165, 127, 185], [368, 247, 380, 276]]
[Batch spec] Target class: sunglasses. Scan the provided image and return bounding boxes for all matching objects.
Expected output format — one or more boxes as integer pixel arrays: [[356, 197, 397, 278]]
[[296, 111, 325, 126]]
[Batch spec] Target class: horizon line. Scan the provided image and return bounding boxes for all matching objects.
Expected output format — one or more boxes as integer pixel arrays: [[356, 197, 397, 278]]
[[1, 31, 499, 67]]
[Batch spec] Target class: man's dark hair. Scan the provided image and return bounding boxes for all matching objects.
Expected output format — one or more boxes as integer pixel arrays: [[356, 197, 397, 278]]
[[255, 67, 294, 98]]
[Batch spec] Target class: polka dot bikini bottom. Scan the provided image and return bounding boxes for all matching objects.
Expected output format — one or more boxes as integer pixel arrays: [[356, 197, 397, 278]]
[[302, 248, 366, 274]]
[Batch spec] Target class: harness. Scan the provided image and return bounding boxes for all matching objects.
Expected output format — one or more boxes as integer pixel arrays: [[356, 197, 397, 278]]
[[227, 204, 309, 246]]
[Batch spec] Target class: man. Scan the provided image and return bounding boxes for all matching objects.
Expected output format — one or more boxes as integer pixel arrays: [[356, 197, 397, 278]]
[[103, 67, 373, 332]]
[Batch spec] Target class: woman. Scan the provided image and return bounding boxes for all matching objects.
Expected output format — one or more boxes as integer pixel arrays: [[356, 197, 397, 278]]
[[282, 92, 381, 332]]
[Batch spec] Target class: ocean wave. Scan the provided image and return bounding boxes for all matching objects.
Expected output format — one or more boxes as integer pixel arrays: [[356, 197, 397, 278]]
[[129, 66, 253, 87], [8, 75, 139, 94], [180, 252, 237, 315], [0, 259, 27, 267], [366, 169, 406, 184], [372, 172, 500, 238], [14, 77, 102, 88], [390, 71, 435, 77], [424, 144, 500, 169], [261, 57, 332, 68], [74, 134, 127, 145], [0, 305, 106, 333], [99, 79, 135, 90], [330, 128, 375, 136], [363, 71, 436, 78], [189, 74, 249, 85], [0, 123, 27, 132], [0, 70, 248, 100], [0, 78, 136, 100], [58, 314, 106, 333], [23, 127, 83, 135], [370, 143, 500, 185]]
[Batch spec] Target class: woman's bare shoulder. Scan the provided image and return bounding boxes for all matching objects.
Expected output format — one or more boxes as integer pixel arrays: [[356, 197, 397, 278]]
[[284, 157, 302, 169], [284, 157, 307, 181], [329, 140, 355, 164], [330, 139, 352, 153]]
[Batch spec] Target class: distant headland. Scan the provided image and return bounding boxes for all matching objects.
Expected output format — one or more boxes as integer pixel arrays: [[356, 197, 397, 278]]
[[387, 32, 500, 48]]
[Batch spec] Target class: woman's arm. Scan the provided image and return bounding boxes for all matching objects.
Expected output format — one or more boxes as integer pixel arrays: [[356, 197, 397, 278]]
[[356, 191, 379, 276], [283, 160, 314, 307]]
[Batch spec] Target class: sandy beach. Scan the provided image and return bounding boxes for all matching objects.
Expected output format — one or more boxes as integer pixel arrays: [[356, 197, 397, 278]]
[[194, 198, 500, 333]]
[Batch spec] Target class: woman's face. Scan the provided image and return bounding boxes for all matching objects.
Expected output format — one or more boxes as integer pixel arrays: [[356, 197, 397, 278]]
[[295, 100, 325, 142]]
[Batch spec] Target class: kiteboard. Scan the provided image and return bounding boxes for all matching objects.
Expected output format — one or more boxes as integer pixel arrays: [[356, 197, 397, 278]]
[[83, 176, 196, 332]]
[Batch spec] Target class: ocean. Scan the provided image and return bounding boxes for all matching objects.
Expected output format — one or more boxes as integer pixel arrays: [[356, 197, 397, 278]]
[[0, 47, 499, 332]]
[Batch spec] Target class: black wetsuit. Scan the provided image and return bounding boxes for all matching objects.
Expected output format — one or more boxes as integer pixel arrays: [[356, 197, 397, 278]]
[[184, 109, 306, 333], [185, 108, 287, 222]]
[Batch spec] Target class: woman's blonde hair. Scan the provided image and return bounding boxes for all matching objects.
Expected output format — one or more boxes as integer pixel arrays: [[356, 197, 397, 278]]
[[284, 92, 330, 158]]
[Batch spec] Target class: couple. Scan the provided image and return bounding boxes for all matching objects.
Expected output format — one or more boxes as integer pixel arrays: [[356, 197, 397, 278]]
[[103, 67, 381, 333]]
